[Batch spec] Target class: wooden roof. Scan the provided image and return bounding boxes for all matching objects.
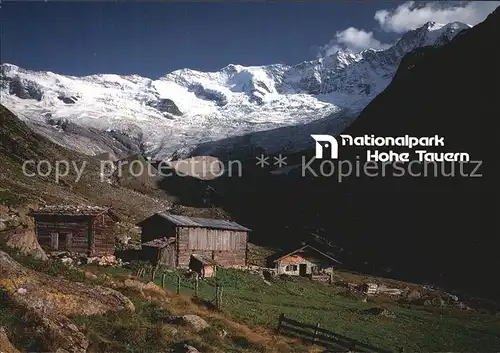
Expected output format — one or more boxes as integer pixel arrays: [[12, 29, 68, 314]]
[[191, 253, 217, 265], [137, 212, 251, 232], [273, 244, 341, 264], [30, 205, 119, 220]]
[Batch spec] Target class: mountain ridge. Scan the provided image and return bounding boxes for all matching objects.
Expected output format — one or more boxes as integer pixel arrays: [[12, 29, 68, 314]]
[[0, 21, 470, 161]]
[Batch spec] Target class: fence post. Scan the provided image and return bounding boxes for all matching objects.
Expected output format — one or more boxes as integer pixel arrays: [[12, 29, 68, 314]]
[[194, 275, 199, 298], [329, 272, 333, 284], [176, 275, 181, 295], [277, 313, 284, 332], [313, 322, 320, 344], [219, 285, 224, 309], [161, 273, 166, 288], [215, 284, 219, 308]]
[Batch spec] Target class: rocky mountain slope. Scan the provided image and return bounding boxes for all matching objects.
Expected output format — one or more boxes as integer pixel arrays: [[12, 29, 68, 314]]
[[0, 104, 169, 222], [1, 21, 470, 160]]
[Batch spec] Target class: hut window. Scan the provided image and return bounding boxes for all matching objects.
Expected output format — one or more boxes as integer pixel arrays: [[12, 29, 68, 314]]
[[50, 232, 72, 251], [50, 233, 59, 250], [285, 265, 297, 272]]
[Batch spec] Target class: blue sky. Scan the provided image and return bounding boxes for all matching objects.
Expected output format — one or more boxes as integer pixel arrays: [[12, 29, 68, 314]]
[[1, 1, 497, 78]]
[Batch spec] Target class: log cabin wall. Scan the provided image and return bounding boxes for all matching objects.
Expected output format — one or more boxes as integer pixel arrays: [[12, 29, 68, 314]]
[[91, 212, 116, 256], [177, 226, 248, 268], [35, 215, 91, 254]]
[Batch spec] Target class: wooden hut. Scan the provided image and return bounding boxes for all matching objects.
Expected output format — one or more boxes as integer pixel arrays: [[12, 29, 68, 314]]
[[273, 244, 341, 277], [141, 237, 176, 267], [189, 254, 217, 278], [30, 205, 119, 256], [137, 212, 251, 268]]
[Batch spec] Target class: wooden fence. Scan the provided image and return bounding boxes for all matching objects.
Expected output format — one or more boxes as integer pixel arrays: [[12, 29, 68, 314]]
[[136, 265, 224, 310], [277, 313, 397, 353]]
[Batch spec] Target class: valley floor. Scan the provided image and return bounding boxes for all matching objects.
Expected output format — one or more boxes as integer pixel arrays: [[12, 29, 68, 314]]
[[95, 265, 500, 353]]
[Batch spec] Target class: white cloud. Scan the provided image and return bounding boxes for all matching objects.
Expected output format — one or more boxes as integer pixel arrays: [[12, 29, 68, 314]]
[[319, 1, 498, 57], [374, 1, 500, 33], [321, 27, 391, 56]]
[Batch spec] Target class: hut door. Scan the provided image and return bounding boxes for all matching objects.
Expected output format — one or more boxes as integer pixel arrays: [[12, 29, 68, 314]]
[[165, 243, 177, 268], [299, 264, 307, 276], [50, 233, 59, 250], [59, 233, 72, 251], [159, 243, 177, 268]]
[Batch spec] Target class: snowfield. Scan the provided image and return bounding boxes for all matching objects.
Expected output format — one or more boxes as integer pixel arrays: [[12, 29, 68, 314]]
[[0, 21, 470, 160]]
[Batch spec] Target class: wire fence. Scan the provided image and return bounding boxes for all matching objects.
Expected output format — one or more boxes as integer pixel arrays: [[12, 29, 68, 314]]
[[135, 264, 224, 309]]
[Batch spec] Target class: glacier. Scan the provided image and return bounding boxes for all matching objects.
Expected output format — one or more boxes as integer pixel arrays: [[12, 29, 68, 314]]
[[0, 21, 470, 160]]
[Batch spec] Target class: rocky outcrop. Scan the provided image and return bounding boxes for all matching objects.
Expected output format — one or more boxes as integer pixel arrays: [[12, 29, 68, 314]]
[[0, 250, 135, 352], [0, 205, 48, 261], [5, 229, 48, 261]]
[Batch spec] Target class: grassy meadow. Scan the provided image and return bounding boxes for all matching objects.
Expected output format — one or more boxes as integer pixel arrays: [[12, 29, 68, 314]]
[[98, 266, 500, 352]]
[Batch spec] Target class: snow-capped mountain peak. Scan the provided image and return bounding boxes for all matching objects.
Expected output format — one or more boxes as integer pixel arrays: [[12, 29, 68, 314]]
[[0, 21, 470, 160]]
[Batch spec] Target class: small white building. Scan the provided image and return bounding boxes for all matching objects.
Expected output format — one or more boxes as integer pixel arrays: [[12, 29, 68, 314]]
[[273, 244, 341, 276]]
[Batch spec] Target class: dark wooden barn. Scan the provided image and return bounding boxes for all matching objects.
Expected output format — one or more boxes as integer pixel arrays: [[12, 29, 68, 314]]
[[30, 205, 119, 256], [137, 212, 251, 268]]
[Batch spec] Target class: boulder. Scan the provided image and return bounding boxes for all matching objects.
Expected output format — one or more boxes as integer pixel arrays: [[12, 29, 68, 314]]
[[181, 315, 209, 331], [87, 254, 120, 267], [5, 229, 48, 261], [116, 279, 166, 299], [165, 315, 210, 332], [84, 271, 98, 280], [362, 307, 396, 318], [60, 257, 74, 267], [183, 344, 201, 353], [0, 250, 135, 352], [0, 327, 21, 353]]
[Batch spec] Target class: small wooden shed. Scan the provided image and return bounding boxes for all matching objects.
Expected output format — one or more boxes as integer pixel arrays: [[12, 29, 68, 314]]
[[30, 205, 119, 256], [141, 237, 177, 267], [273, 244, 341, 277], [189, 254, 217, 278]]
